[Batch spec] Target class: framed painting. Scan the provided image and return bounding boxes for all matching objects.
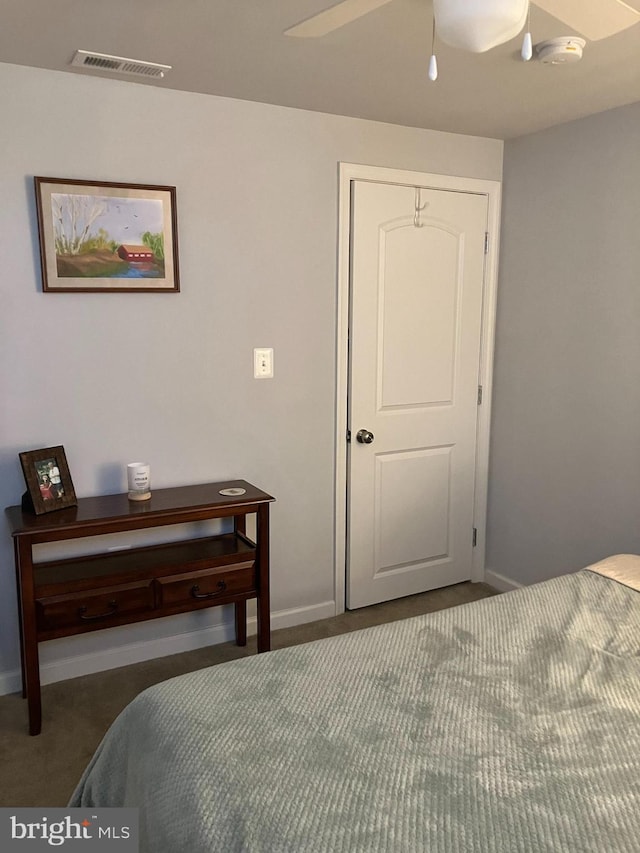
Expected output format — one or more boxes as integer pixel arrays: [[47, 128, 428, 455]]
[[19, 445, 78, 515], [34, 177, 180, 292]]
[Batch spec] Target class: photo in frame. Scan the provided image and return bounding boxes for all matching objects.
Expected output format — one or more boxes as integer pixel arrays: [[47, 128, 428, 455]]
[[19, 445, 77, 515], [34, 177, 180, 292]]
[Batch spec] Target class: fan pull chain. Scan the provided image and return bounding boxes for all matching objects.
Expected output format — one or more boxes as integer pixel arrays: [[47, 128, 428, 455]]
[[428, 14, 438, 81], [521, 1, 533, 60]]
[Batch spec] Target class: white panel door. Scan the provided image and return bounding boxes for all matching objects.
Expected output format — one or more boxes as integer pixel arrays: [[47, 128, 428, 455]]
[[347, 180, 488, 609]]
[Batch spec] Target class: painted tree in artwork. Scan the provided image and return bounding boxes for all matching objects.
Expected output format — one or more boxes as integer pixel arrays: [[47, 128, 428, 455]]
[[79, 228, 118, 254], [51, 193, 108, 256], [142, 231, 165, 260]]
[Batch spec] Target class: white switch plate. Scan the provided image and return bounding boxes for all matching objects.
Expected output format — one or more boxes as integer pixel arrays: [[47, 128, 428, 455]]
[[254, 347, 274, 379]]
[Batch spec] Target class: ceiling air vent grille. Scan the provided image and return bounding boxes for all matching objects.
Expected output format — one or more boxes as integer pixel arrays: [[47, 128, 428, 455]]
[[71, 50, 171, 79]]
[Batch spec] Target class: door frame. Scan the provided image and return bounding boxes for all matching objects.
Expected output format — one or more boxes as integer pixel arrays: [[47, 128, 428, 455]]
[[334, 162, 502, 614]]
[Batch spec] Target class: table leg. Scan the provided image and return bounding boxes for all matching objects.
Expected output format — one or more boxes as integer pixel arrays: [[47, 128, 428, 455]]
[[13, 539, 26, 699], [234, 600, 247, 646], [256, 503, 271, 653], [16, 538, 42, 735], [25, 645, 42, 736]]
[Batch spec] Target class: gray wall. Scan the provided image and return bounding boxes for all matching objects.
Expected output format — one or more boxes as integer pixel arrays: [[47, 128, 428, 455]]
[[487, 101, 640, 586], [0, 62, 502, 688]]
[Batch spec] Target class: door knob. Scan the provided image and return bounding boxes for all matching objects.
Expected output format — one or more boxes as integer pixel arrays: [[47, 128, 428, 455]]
[[356, 429, 375, 444]]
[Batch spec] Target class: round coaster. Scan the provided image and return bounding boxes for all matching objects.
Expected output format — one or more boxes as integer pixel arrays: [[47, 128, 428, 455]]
[[219, 487, 247, 497]]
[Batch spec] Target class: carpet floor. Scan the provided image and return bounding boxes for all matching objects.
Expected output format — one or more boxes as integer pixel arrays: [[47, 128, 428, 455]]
[[0, 581, 496, 807]]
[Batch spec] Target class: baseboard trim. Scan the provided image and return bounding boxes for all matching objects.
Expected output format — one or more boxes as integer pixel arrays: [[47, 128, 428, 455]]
[[0, 599, 336, 697], [484, 569, 524, 593]]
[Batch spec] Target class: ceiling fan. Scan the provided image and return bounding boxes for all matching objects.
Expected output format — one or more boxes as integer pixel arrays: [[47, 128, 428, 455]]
[[284, 0, 640, 48]]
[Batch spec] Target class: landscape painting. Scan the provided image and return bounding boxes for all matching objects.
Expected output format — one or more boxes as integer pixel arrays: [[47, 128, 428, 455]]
[[35, 178, 179, 292]]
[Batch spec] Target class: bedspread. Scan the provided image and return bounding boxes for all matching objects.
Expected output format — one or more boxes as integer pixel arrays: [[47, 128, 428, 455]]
[[70, 561, 640, 852]]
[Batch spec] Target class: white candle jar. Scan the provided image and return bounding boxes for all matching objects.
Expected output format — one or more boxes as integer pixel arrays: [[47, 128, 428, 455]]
[[127, 463, 151, 501]]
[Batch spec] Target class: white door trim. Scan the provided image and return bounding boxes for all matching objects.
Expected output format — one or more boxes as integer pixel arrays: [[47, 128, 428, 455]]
[[334, 162, 502, 614]]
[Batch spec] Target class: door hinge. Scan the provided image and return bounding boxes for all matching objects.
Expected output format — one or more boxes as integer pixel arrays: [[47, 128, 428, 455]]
[[484, 232, 489, 254], [346, 429, 352, 443], [472, 527, 478, 547], [477, 385, 483, 405]]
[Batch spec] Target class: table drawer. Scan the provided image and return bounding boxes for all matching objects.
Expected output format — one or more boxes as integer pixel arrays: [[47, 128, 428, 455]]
[[36, 580, 155, 633], [157, 561, 255, 608]]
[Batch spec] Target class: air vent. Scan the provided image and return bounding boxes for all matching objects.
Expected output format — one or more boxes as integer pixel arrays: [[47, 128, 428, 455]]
[[71, 50, 171, 79]]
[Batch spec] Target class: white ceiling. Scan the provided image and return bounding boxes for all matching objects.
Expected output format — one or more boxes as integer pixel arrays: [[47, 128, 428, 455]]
[[2, 0, 640, 139]]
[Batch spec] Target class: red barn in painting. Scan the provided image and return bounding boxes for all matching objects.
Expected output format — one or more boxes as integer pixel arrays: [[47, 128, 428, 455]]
[[117, 244, 154, 261]]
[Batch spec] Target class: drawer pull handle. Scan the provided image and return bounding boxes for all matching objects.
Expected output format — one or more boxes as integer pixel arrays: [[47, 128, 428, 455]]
[[78, 600, 118, 621], [191, 580, 227, 600]]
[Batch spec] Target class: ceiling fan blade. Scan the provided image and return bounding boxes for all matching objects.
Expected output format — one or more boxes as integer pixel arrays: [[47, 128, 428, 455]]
[[284, 0, 395, 38], [534, 0, 640, 41]]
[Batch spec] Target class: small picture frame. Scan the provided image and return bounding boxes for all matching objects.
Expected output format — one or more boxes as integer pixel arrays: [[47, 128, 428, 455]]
[[34, 177, 180, 293], [19, 445, 77, 515]]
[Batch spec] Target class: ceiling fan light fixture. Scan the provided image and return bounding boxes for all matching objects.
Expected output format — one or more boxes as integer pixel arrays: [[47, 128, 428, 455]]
[[433, 0, 529, 53]]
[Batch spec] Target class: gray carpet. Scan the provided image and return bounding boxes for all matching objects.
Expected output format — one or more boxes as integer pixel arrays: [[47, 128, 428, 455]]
[[0, 582, 496, 807]]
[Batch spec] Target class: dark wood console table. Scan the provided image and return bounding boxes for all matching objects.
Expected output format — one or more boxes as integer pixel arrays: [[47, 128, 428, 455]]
[[5, 480, 274, 735]]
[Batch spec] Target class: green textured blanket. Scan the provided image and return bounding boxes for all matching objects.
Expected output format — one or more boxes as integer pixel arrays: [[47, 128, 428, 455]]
[[70, 569, 640, 852]]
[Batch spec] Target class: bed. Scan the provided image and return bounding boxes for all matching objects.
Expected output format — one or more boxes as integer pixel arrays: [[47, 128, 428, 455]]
[[70, 555, 640, 852]]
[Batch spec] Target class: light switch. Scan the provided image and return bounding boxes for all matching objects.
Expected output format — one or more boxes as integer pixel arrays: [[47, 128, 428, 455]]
[[254, 347, 274, 379]]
